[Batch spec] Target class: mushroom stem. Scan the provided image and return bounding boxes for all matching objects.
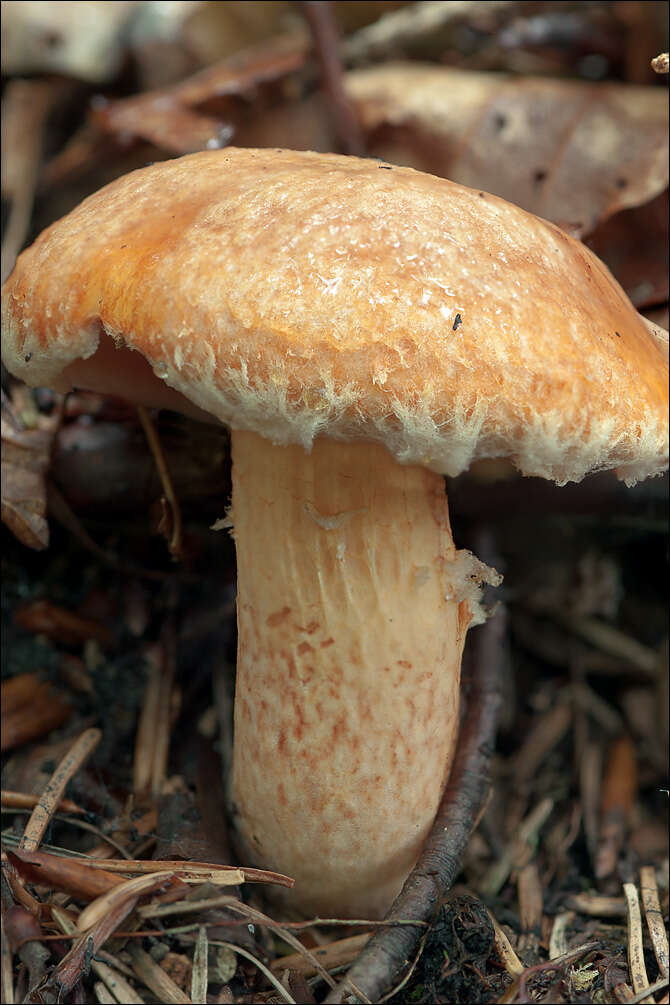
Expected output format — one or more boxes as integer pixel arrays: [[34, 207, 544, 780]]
[[230, 429, 472, 918]]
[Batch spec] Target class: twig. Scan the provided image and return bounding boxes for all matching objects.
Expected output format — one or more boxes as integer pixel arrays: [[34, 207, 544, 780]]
[[344, 0, 516, 65], [1, 790, 84, 816], [628, 979, 670, 1003], [517, 863, 542, 958], [137, 404, 183, 560], [62, 857, 286, 886], [554, 615, 658, 675], [134, 632, 176, 801], [479, 797, 554, 898], [94, 981, 119, 1004], [488, 910, 525, 977], [210, 941, 296, 1004], [568, 892, 626, 917], [324, 580, 506, 1004], [299, 2, 365, 156], [1, 80, 58, 283], [45, 903, 144, 997], [0, 905, 15, 1005], [508, 941, 601, 1004], [19, 728, 102, 852], [596, 736, 637, 879], [549, 912, 575, 960], [624, 883, 655, 1004], [47, 480, 190, 582], [270, 933, 372, 976], [640, 866, 669, 980], [77, 871, 175, 932], [188, 897, 339, 992], [512, 701, 572, 786], [191, 926, 208, 1005], [128, 945, 193, 1004]]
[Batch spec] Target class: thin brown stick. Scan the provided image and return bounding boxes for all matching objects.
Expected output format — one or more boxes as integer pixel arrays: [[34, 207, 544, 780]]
[[270, 933, 372, 976], [1, 80, 58, 283], [134, 643, 171, 800], [512, 941, 601, 1003], [210, 940, 296, 1004], [1, 790, 84, 815], [19, 728, 102, 852], [0, 905, 15, 1005], [128, 945, 193, 1005], [488, 910, 525, 977], [299, 1, 365, 155], [324, 579, 506, 1003], [47, 479, 190, 582], [137, 404, 183, 560], [66, 857, 292, 887], [191, 926, 208, 1005], [624, 882, 655, 1004], [640, 866, 669, 980]]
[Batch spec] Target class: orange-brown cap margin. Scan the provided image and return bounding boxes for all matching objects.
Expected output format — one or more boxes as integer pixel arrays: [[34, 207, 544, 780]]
[[2, 148, 668, 485]]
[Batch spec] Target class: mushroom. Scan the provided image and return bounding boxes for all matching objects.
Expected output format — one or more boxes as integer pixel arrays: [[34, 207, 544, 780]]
[[2, 149, 667, 917]]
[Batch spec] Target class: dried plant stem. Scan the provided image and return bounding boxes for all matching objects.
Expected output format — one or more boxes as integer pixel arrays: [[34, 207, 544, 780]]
[[323, 596, 506, 1004], [480, 796, 554, 898], [299, 1, 365, 155], [549, 912, 575, 960], [191, 926, 208, 1005], [137, 404, 183, 559], [94, 981, 119, 1004], [501, 941, 600, 1004], [134, 627, 176, 800], [193, 896, 339, 992], [210, 941, 296, 1004], [128, 945, 193, 1005], [639, 867, 669, 980], [270, 933, 372, 976], [48, 904, 143, 997], [0, 906, 15, 1005], [1, 80, 58, 283], [1, 789, 84, 815], [19, 728, 101, 852], [624, 882, 655, 1004], [488, 910, 525, 977], [628, 979, 670, 1003]]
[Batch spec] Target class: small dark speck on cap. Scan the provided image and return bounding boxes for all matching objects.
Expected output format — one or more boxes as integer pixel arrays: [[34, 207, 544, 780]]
[[120, 244, 127, 249], [378, 164, 392, 170], [615, 331, 622, 337], [479, 192, 486, 198], [453, 313, 463, 331], [24, 353, 32, 362]]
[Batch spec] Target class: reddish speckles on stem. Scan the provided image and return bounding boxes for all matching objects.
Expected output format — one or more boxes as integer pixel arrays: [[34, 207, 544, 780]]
[[267, 606, 292, 627], [232, 432, 467, 917]]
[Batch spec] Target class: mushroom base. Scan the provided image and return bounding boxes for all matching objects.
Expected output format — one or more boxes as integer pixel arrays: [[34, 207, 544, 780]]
[[230, 430, 471, 918]]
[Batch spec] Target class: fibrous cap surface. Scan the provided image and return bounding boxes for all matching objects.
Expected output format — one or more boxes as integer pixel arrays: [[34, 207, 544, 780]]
[[2, 147, 667, 484]]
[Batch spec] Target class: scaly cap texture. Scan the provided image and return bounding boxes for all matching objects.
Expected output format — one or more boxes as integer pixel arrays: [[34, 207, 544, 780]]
[[2, 148, 667, 484]]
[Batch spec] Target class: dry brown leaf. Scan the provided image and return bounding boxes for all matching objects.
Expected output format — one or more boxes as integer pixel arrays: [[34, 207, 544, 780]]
[[7, 849, 123, 901], [13, 598, 115, 648], [1, 394, 53, 550], [346, 63, 669, 236], [91, 32, 308, 153], [1, 673, 71, 752]]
